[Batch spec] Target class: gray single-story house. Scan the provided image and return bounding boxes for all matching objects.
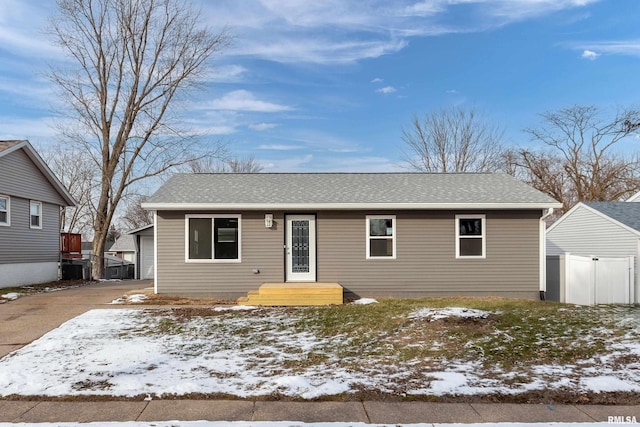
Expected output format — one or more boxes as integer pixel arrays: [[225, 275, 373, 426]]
[[0, 140, 76, 288], [547, 201, 640, 303], [142, 173, 560, 299]]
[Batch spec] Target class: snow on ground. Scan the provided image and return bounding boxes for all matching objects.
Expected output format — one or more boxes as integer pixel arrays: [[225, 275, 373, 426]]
[[110, 294, 149, 304], [1, 292, 19, 300], [408, 307, 492, 321], [352, 298, 378, 305], [0, 307, 638, 399]]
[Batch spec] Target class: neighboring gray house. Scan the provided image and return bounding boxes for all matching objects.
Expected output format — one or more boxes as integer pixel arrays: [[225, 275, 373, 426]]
[[0, 140, 76, 288], [547, 201, 640, 303], [106, 234, 136, 263], [142, 173, 560, 299], [128, 224, 154, 280]]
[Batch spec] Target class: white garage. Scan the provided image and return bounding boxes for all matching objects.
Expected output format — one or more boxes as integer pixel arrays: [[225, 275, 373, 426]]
[[129, 224, 154, 280]]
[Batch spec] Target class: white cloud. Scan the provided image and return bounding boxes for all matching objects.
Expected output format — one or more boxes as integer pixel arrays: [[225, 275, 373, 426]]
[[249, 123, 278, 131], [258, 144, 302, 150], [575, 40, 640, 57], [207, 65, 248, 83], [261, 154, 314, 171], [371, 77, 383, 83], [0, 116, 58, 145], [204, 90, 292, 113], [446, 89, 459, 94], [376, 86, 397, 94], [200, 1, 598, 65]]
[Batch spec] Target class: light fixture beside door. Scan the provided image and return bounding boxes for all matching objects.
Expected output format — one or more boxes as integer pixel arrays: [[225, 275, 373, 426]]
[[264, 213, 273, 228]]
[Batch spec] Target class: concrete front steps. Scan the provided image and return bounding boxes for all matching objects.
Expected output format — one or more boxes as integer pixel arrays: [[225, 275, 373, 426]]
[[237, 282, 343, 306]]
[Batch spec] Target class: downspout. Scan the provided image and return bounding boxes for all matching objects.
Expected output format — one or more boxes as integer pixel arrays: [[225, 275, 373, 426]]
[[539, 208, 554, 300]]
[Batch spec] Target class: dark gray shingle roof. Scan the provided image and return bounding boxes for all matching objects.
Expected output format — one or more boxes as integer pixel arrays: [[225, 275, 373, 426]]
[[144, 173, 559, 209], [583, 202, 640, 232]]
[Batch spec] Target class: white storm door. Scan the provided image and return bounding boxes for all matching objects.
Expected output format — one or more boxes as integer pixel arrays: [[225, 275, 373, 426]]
[[286, 215, 316, 282]]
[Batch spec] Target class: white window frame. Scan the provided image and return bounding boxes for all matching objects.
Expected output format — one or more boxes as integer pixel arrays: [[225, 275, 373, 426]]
[[455, 214, 486, 259], [366, 215, 396, 259], [0, 195, 9, 226], [184, 214, 241, 263], [30, 201, 42, 229]]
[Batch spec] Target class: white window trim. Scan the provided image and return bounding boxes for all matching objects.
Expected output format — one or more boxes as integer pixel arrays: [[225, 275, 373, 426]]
[[455, 214, 486, 259], [0, 195, 9, 226], [184, 214, 241, 263], [30, 201, 42, 230], [366, 215, 397, 260]]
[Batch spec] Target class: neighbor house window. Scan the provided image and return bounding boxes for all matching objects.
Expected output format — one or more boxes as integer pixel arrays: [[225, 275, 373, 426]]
[[30, 201, 42, 229], [456, 215, 485, 258], [366, 215, 396, 259], [185, 214, 241, 262], [0, 195, 9, 226]]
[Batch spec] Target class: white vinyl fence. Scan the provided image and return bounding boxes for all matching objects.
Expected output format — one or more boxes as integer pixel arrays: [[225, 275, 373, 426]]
[[546, 253, 634, 305]]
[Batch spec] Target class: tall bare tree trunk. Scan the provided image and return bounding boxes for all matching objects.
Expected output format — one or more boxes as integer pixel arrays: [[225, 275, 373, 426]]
[[48, 0, 229, 278]]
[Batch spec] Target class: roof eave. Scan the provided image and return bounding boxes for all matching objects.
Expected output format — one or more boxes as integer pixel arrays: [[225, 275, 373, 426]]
[[127, 223, 154, 234], [142, 202, 562, 211]]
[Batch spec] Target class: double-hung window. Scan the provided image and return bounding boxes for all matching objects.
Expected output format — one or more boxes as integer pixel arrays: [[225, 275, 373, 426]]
[[186, 214, 241, 262], [456, 214, 485, 258], [366, 215, 396, 259], [30, 201, 42, 229], [0, 195, 9, 226]]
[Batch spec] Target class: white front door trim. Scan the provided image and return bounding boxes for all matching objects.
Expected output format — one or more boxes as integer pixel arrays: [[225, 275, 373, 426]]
[[285, 214, 316, 282]]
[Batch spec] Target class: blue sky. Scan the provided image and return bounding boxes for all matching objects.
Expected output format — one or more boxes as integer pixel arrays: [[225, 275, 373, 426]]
[[1, 0, 640, 173]]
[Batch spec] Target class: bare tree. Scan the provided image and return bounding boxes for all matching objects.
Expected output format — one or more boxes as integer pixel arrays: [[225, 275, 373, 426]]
[[41, 146, 98, 238], [185, 155, 264, 173], [48, 0, 229, 278], [511, 105, 640, 214], [402, 106, 506, 172], [121, 195, 154, 230]]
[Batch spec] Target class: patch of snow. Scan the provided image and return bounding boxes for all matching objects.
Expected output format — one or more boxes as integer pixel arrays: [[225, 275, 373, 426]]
[[109, 294, 149, 304], [408, 307, 491, 321], [352, 298, 378, 305], [98, 279, 122, 282], [581, 376, 640, 393], [213, 305, 259, 311], [1, 292, 19, 300]]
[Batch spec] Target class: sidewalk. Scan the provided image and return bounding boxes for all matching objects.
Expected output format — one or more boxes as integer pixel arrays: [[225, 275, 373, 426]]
[[0, 400, 638, 424]]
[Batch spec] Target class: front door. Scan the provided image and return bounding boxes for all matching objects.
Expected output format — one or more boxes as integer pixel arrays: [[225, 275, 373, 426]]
[[285, 215, 316, 282]]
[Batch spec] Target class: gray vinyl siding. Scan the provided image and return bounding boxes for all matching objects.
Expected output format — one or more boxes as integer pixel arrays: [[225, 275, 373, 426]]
[[0, 197, 61, 264], [0, 148, 67, 206], [317, 210, 540, 299], [546, 205, 640, 290], [0, 148, 65, 266], [156, 211, 284, 297], [156, 209, 541, 299]]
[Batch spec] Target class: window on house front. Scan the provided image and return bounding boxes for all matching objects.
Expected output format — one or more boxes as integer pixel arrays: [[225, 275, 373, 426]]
[[30, 201, 42, 229], [186, 214, 241, 262], [0, 195, 9, 226], [366, 215, 396, 259], [456, 215, 485, 258]]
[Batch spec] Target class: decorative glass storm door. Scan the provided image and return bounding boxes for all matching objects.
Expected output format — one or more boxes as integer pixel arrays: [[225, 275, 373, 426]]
[[285, 215, 316, 282]]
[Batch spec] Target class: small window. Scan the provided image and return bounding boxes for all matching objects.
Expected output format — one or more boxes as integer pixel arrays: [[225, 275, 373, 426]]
[[366, 215, 396, 259], [30, 201, 42, 229], [186, 214, 241, 262], [0, 195, 9, 226], [456, 215, 485, 258]]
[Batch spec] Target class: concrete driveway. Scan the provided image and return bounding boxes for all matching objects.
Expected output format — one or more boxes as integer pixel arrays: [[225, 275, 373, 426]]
[[0, 280, 149, 358]]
